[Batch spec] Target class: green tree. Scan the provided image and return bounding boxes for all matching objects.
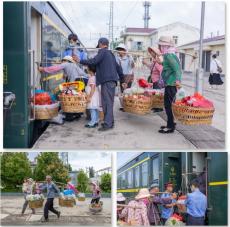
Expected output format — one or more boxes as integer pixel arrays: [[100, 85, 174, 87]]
[[100, 173, 111, 193], [89, 166, 95, 178], [0, 153, 32, 191], [77, 169, 89, 192], [33, 152, 69, 183]]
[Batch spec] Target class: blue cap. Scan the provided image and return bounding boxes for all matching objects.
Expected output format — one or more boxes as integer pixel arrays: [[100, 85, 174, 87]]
[[96, 37, 109, 48]]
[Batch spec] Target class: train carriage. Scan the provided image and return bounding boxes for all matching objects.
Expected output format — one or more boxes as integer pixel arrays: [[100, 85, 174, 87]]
[[117, 152, 228, 225], [3, 2, 84, 148]]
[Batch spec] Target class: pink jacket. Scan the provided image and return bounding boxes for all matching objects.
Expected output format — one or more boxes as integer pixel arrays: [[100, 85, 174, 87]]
[[146, 61, 163, 83]]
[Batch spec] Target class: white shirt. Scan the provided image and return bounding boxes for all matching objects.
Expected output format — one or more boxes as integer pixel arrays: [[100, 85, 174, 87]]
[[115, 54, 134, 75], [210, 58, 222, 74]]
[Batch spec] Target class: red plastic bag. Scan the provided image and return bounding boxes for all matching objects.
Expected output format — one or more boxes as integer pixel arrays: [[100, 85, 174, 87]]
[[138, 78, 149, 88], [33, 92, 52, 105]]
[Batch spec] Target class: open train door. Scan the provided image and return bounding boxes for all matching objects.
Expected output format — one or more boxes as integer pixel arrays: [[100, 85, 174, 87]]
[[207, 152, 228, 225]]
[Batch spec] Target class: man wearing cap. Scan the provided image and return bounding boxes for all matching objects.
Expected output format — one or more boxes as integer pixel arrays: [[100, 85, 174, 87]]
[[185, 181, 207, 225], [76, 37, 124, 131], [40, 175, 61, 222], [148, 183, 176, 225], [157, 36, 182, 134], [161, 182, 177, 224]]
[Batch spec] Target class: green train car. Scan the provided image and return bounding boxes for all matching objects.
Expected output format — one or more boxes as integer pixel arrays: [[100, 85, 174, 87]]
[[117, 152, 228, 225], [3, 2, 83, 148]]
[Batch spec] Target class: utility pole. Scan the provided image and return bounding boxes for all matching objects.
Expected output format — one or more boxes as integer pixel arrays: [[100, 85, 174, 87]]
[[143, 1, 151, 28], [195, 2, 205, 94], [108, 1, 114, 49]]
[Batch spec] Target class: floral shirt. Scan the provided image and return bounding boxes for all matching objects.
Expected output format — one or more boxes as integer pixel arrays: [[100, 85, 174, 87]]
[[119, 200, 150, 226]]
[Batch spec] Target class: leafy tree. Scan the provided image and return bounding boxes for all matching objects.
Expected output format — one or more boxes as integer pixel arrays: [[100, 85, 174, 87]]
[[100, 173, 111, 193], [89, 166, 95, 178], [33, 152, 69, 184], [77, 169, 89, 192], [0, 153, 32, 191]]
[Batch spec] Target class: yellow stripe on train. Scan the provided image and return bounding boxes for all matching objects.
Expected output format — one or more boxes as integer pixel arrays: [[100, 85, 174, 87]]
[[42, 73, 63, 81], [209, 181, 228, 186], [117, 188, 140, 193]]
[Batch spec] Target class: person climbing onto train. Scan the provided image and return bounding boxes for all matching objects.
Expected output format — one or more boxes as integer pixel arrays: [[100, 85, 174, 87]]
[[114, 43, 135, 111], [157, 36, 182, 134], [143, 46, 164, 113], [118, 188, 150, 226], [40, 175, 61, 222], [148, 183, 176, 225], [75, 37, 125, 131], [185, 181, 207, 225], [90, 182, 101, 204], [21, 178, 35, 216], [161, 182, 177, 224]]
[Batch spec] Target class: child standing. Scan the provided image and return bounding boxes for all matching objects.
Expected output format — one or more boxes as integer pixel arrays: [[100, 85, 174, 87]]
[[90, 182, 101, 204], [85, 65, 100, 128]]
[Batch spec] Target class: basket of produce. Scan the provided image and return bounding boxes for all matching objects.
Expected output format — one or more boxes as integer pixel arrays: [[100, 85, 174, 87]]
[[77, 193, 86, 201], [145, 89, 164, 109], [172, 92, 215, 125], [32, 90, 59, 120], [26, 194, 44, 209], [59, 191, 76, 207], [59, 91, 87, 113], [165, 214, 185, 226], [176, 196, 187, 213], [123, 94, 152, 115], [89, 201, 103, 213]]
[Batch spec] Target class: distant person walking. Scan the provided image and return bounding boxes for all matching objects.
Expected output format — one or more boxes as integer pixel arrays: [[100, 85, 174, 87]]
[[40, 176, 60, 222], [209, 54, 223, 89], [21, 178, 35, 216], [76, 37, 124, 131]]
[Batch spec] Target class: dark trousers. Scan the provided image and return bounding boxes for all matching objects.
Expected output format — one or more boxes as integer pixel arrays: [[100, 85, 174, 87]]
[[22, 196, 35, 214], [101, 81, 116, 128], [187, 214, 205, 225], [91, 198, 100, 204], [164, 86, 177, 128], [44, 198, 59, 220]]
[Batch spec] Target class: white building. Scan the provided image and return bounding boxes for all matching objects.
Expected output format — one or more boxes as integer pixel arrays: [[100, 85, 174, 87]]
[[120, 22, 199, 56], [177, 35, 225, 74]]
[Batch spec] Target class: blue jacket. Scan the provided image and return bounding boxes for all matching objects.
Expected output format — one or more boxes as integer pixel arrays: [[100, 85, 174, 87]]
[[80, 48, 124, 86], [64, 46, 87, 61], [186, 188, 207, 217], [161, 193, 176, 219], [40, 182, 60, 199]]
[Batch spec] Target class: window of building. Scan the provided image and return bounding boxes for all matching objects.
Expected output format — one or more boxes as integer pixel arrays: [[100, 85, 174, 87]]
[[152, 157, 159, 183], [142, 161, 148, 186], [135, 166, 140, 187], [137, 41, 143, 50], [127, 170, 133, 188], [173, 36, 178, 45]]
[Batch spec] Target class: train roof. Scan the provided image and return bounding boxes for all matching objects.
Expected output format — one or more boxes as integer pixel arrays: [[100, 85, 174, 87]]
[[117, 152, 143, 170]]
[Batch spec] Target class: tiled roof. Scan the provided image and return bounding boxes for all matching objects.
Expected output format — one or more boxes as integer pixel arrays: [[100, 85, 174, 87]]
[[125, 27, 156, 33], [179, 35, 225, 47]]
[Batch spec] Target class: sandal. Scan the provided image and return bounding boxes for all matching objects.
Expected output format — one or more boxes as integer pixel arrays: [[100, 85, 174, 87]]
[[158, 128, 175, 134]]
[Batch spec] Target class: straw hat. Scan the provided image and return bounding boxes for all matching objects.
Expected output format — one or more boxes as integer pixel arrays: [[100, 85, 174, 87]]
[[157, 36, 174, 46], [117, 193, 126, 202], [135, 188, 151, 200], [115, 43, 127, 51], [62, 55, 75, 63], [147, 46, 163, 63]]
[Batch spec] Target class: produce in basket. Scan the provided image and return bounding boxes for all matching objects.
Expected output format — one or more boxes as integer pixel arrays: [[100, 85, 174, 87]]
[[165, 216, 185, 226], [26, 194, 45, 201]]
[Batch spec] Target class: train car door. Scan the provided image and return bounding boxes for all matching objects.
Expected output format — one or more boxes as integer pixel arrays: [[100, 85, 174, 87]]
[[207, 152, 228, 225], [28, 8, 42, 145]]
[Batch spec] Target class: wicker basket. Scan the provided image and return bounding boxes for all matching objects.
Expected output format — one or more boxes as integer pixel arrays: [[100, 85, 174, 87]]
[[78, 197, 86, 201], [28, 200, 44, 209], [151, 94, 164, 109], [172, 103, 215, 125], [59, 93, 87, 113], [123, 95, 152, 115], [34, 102, 59, 120], [59, 198, 75, 207], [89, 201, 103, 213]]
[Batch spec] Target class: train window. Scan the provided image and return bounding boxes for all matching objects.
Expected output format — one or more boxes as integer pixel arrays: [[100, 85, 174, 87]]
[[152, 157, 159, 183], [142, 162, 148, 186], [121, 173, 126, 188], [135, 166, 140, 187], [127, 170, 133, 188]]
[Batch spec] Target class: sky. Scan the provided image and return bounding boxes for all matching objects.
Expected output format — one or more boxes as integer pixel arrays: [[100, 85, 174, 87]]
[[28, 152, 111, 171], [54, 1, 225, 46], [117, 152, 142, 169]]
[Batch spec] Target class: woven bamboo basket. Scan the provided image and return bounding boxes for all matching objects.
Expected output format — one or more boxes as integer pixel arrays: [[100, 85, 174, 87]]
[[123, 95, 152, 115], [172, 103, 215, 125], [89, 201, 103, 213], [28, 200, 44, 209], [59, 198, 75, 207], [151, 94, 164, 109], [34, 102, 59, 120], [78, 197, 86, 201], [59, 93, 87, 113]]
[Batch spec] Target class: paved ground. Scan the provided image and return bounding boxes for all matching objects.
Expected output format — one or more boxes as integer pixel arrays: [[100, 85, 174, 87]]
[[0, 196, 111, 226], [33, 72, 225, 150]]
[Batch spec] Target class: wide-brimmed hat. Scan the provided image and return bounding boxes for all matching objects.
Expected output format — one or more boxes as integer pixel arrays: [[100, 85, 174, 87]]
[[115, 43, 127, 51], [135, 188, 151, 200], [148, 46, 161, 56], [117, 193, 126, 202], [157, 36, 174, 46], [62, 55, 75, 63]]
